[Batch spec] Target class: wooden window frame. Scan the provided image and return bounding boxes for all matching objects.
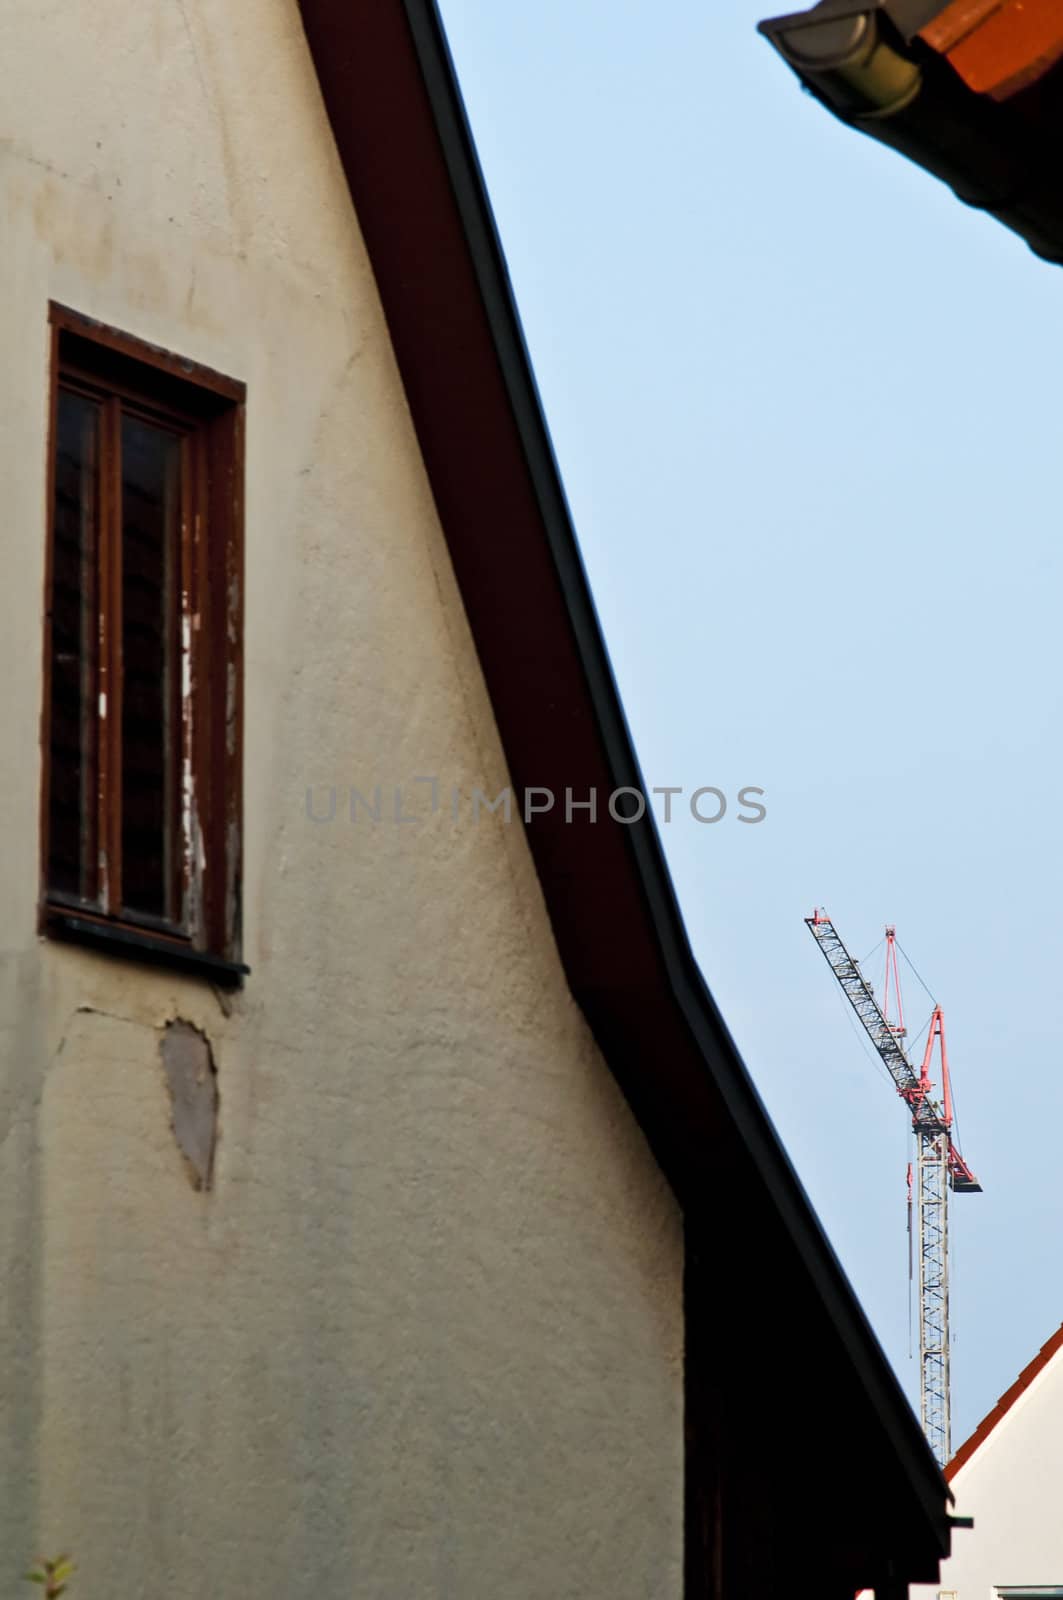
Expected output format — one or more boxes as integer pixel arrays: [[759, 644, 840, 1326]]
[[40, 303, 248, 983]]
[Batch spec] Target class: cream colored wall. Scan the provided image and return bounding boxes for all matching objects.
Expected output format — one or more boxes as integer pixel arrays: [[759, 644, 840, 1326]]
[[910, 1344, 1063, 1600], [0, 3, 684, 1594]]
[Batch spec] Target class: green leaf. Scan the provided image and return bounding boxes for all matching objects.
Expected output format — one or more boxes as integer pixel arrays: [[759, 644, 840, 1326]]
[[23, 1574, 46, 1586]]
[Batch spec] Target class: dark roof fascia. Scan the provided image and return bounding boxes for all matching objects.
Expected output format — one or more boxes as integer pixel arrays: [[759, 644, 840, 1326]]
[[887, 0, 950, 39], [403, 0, 952, 1527], [297, 0, 953, 1566]]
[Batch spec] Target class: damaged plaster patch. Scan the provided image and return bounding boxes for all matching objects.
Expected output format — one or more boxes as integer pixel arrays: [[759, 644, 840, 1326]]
[[159, 1020, 218, 1191]]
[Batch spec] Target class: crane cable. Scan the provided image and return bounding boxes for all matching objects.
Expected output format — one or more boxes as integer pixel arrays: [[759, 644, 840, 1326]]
[[897, 935, 970, 1158], [895, 937, 937, 1008], [830, 976, 896, 1092]]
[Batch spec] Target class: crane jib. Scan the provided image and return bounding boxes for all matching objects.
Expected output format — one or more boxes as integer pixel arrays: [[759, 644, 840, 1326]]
[[805, 915, 980, 1192]]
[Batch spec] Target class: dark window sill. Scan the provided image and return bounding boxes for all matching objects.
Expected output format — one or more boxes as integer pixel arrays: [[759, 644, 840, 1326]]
[[43, 907, 249, 987]]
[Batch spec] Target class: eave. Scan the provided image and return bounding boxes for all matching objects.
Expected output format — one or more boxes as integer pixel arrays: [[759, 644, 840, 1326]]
[[296, 0, 955, 1586], [759, 0, 1063, 265]]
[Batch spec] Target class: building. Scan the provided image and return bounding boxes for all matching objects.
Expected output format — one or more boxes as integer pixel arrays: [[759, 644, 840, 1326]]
[[912, 1324, 1063, 1598], [1, 2, 957, 1595]]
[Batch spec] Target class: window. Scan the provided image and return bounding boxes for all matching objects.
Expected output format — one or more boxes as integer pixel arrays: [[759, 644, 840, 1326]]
[[41, 304, 246, 979]]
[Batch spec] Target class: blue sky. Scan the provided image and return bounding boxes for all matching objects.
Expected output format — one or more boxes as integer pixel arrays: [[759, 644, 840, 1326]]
[[436, 0, 1063, 1445]]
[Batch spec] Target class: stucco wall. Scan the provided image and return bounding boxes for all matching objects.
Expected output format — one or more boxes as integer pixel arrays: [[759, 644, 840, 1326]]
[[0, 3, 684, 1594], [911, 1343, 1063, 1599]]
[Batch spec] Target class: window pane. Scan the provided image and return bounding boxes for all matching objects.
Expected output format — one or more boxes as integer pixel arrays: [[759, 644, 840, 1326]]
[[48, 388, 100, 902], [120, 415, 181, 922]]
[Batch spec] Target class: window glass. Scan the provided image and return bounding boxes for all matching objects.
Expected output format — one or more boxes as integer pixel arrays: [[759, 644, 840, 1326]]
[[48, 388, 100, 904], [119, 415, 182, 922]]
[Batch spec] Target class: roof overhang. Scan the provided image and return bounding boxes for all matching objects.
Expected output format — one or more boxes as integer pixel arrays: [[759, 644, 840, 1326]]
[[296, 0, 955, 1585], [759, 0, 1063, 264]]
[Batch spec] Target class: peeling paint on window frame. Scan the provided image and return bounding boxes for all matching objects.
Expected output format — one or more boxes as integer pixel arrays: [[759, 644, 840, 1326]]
[[39, 302, 246, 976]]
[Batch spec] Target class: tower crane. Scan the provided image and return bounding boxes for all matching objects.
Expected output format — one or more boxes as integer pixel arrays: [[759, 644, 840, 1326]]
[[805, 910, 981, 1467]]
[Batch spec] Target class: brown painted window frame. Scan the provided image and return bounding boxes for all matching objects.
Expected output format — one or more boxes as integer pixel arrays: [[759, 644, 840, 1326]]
[[40, 303, 247, 983]]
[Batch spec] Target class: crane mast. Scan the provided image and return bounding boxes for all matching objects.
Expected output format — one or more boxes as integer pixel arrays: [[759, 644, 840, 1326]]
[[805, 910, 980, 1467]]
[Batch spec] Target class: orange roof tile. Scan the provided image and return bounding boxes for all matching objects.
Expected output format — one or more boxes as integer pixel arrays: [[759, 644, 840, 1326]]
[[947, 1321, 1063, 1480], [920, 0, 1063, 100]]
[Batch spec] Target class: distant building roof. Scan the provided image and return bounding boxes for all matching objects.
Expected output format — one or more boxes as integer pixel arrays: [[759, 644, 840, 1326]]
[[759, 0, 1063, 263], [948, 1321, 1063, 1480]]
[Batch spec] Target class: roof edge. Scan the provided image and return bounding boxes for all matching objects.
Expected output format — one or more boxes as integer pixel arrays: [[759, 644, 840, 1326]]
[[759, 0, 1063, 265], [298, 0, 955, 1564], [948, 1321, 1063, 1480], [400, 0, 952, 1524]]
